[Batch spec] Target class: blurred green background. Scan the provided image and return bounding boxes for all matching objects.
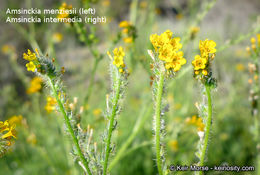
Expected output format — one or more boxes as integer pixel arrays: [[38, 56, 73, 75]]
[[0, 0, 260, 174]]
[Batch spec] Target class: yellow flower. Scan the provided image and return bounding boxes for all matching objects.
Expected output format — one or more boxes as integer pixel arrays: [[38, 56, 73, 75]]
[[252, 44, 256, 51], [113, 56, 124, 67], [23, 49, 37, 61], [57, 3, 72, 19], [122, 28, 129, 34], [202, 70, 208, 75], [112, 47, 125, 68], [150, 34, 163, 52], [27, 77, 43, 94], [0, 121, 9, 133], [246, 46, 251, 54], [93, 108, 102, 117], [119, 21, 131, 28], [186, 115, 205, 131], [1, 124, 16, 139], [190, 26, 200, 35], [123, 37, 133, 43], [236, 63, 245, 71], [102, 0, 110, 6], [113, 46, 125, 58], [168, 140, 178, 152], [0, 120, 17, 149], [45, 97, 57, 113], [257, 34, 260, 46], [192, 55, 207, 70], [150, 30, 186, 71], [52, 32, 63, 43], [250, 37, 256, 44], [8, 115, 23, 126], [196, 118, 205, 131], [140, 1, 147, 9], [199, 39, 217, 57], [26, 61, 36, 72], [1, 45, 15, 55]]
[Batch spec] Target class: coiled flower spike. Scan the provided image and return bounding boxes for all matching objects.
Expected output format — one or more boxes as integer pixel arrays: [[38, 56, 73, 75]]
[[150, 30, 186, 73], [192, 39, 217, 85]]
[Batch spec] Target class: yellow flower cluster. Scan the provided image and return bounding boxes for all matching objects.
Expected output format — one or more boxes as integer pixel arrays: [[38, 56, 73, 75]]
[[186, 115, 205, 132], [45, 97, 57, 113], [119, 21, 136, 44], [107, 46, 126, 73], [23, 49, 39, 72], [27, 77, 43, 94], [0, 120, 16, 146], [247, 34, 260, 54], [150, 30, 186, 72], [57, 3, 72, 19], [192, 39, 216, 76]]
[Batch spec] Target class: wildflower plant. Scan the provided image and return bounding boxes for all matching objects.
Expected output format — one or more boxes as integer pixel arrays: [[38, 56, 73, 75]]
[[192, 39, 217, 174], [104, 47, 128, 175], [247, 34, 260, 174], [21, 46, 128, 175], [22, 48, 94, 174], [148, 29, 186, 175]]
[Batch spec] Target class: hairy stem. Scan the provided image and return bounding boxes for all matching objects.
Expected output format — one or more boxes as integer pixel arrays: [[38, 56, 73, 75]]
[[103, 77, 122, 175], [199, 85, 212, 175], [155, 72, 164, 175], [48, 78, 92, 175]]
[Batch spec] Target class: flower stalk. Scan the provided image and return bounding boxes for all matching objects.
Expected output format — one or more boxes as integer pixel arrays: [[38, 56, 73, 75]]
[[198, 84, 212, 174], [48, 77, 92, 175], [149, 29, 187, 175], [103, 46, 128, 175], [103, 77, 121, 175], [192, 39, 217, 175], [155, 72, 165, 175], [247, 35, 260, 175]]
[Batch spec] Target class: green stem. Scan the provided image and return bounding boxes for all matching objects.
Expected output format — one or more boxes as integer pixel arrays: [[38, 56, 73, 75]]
[[48, 78, 92, 175], [155, 72, 164, 175], [108, 105, 153, 170], [130, 0, 139, 25], [199, 85, 212, 175], [103, 77, 122, 175]]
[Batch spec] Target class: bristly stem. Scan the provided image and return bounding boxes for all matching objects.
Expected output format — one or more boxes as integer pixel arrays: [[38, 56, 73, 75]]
[[48, 78, 92, 175], [103, 76, 122, 175], [155, 72, 164, 175], [199, 84, 212, 175]]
